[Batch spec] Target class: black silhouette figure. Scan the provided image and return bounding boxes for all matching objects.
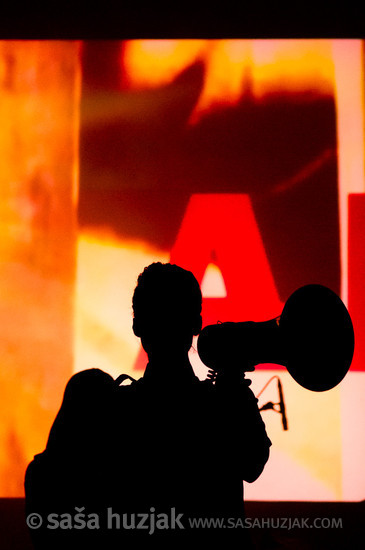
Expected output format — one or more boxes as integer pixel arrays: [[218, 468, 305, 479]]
[[25, 262, 271, 548], [24, 369, 117, 549]]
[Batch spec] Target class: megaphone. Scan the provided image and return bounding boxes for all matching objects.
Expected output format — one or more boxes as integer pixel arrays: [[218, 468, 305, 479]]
[[197, 284, 355, 392]]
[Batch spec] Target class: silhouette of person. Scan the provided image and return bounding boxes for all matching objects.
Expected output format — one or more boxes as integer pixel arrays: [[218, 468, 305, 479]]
[[24, 368, 117, 549], [111, 262, 271, 546], [25, 262, 271, 549]]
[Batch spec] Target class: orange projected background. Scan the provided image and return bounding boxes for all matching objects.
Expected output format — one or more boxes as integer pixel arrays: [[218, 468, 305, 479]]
[[0, 39, 364, 502]]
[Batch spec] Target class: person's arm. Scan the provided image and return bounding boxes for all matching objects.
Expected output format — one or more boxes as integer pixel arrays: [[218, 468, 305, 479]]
[[215, 376, 272, 483]]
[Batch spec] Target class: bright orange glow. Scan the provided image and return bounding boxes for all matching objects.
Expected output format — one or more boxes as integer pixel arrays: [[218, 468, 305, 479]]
[[123, 39, 336, 123], [80, 39, 363, 501], [1, 39, 364, 505], [251, 39, 335, 96], [123, 40, 256, 119], [74, 231, 169, 379], [123, 39, 207, 88], [0, 41, 80, 496]]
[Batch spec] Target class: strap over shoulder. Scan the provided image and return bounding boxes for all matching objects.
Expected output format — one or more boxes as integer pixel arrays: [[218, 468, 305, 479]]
[[115, 374, 137, 386]]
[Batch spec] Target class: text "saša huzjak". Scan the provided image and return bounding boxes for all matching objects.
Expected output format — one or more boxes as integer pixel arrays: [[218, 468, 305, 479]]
[[27, 507, 185, 535]]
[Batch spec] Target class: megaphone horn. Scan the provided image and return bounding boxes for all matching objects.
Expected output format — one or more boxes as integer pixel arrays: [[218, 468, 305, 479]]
[[197, 284, 355, 392]]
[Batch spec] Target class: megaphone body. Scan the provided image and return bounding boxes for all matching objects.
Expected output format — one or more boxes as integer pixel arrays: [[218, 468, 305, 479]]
[[197, 284, 355, 392]]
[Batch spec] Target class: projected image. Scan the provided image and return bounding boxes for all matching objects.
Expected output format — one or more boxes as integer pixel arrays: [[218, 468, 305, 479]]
[[77, 40, 340, 370], [0, 39, 364, 503]]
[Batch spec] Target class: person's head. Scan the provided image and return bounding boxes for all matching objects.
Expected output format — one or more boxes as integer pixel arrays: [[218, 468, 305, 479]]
[[47, 369, 115, 453], [132, 262, 202, 358]]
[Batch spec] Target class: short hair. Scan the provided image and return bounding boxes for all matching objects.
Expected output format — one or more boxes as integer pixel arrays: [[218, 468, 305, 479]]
[[132, 262, 202, 326]]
